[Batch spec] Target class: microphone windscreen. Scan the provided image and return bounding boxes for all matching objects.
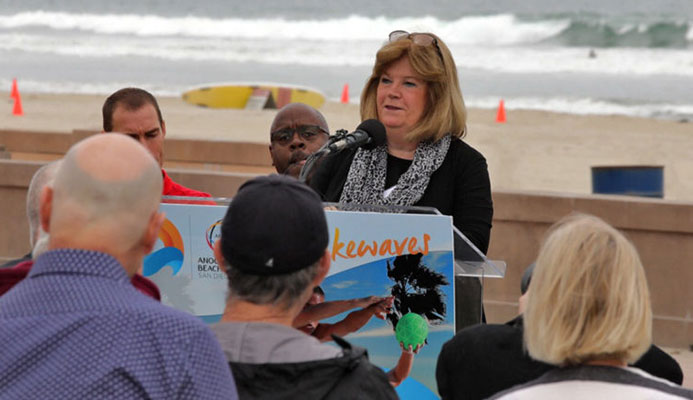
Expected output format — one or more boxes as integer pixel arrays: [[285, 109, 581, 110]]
[[358, 119, 387, 150]]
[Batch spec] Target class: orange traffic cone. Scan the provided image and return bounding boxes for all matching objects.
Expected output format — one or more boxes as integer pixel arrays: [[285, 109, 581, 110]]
[[496, 99, 506, 123], [12, 92, 23, 116], [340, 83, 349, 104], [10, 78, 19, 100]]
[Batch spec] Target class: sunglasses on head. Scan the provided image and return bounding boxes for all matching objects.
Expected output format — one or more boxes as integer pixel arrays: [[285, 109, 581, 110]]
[[389, 30, 444, 62], [270, 125, 328, 146]]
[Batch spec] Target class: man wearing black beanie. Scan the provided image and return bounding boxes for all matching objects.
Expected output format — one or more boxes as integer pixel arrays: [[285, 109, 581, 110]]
[[210, 174, 397, 400]]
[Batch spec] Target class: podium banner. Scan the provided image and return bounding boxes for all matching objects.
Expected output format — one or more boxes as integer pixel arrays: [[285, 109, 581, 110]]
[[145, 203, 456, 399]]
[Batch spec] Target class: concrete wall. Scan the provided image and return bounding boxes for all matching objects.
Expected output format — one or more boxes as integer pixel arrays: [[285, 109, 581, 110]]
[[0, 129, 272, 259], [0, 160, 41, 260], [0, 160, 260, 260], [1, 159, 690, 349], [0, 129, 274, 173]]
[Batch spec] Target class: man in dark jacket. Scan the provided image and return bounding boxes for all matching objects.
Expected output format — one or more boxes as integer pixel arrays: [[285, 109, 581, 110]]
[[210, 174, 397, 400]]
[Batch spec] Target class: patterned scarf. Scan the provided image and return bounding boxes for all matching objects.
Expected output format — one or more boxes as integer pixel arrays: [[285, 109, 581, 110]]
[[339, 134, 451, 207]]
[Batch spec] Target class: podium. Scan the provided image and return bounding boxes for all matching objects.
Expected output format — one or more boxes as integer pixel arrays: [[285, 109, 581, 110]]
[[321, 202, 506, 330], [149, 197, 505, 328], [147, 196, 505, 398]]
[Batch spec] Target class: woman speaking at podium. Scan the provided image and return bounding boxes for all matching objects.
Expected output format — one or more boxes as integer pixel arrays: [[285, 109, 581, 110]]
[[310, 31, 493, 328]]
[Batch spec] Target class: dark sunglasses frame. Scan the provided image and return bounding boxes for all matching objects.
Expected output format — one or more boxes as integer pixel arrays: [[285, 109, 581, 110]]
[[389, 30, 444, 62], [270, 125, 329, 145]]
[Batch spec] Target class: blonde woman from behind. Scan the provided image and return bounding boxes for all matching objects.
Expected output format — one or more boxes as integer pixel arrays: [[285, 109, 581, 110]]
[[491, 214, 693, 400]]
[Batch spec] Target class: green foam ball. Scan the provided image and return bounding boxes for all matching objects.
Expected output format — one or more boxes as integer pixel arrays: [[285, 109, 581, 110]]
[[395, 313, 428, 349]]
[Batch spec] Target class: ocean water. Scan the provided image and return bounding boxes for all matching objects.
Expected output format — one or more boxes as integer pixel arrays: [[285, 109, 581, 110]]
[[1, 0, 692, 120]]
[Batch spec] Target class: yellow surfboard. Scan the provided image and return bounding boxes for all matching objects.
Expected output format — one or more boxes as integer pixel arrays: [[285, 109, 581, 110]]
[[181, 82, 326, 109]]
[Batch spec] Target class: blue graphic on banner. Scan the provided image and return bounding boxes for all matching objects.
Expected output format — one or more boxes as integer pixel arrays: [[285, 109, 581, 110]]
[[321, 250, 454, 394], [143, 247, 183, 276], [396, 378, 439, 399]]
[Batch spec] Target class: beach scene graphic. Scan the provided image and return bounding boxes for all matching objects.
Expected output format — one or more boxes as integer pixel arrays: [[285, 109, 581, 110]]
[[1, 0, 692, 120], [321, 251, 455, 399]]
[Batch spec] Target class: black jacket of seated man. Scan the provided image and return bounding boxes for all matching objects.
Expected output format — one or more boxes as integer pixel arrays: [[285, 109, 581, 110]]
[[229, 336, 397, 400], [435, 316, 684, 400]]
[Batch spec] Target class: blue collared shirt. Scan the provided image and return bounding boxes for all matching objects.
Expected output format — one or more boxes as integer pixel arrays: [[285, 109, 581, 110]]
[[0, 249, 237, 399]]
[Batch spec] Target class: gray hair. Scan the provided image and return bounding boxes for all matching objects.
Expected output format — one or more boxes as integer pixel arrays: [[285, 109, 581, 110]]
[[26, 161, 61, 247], [225, 262, 320, 310], [31, 229, 50, 259]]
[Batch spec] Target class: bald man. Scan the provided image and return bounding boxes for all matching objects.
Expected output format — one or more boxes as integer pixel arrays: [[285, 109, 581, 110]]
[[269, 103, 330, 178], [0, 135, 237, 399], [0, 159, 160, 299]]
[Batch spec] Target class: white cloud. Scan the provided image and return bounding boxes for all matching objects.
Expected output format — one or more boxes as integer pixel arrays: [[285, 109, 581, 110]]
[[330, 280, 358, 289]]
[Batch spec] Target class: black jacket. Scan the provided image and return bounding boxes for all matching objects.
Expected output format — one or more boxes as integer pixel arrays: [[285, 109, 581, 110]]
[[310, 138, 493, 254], [436, 316, 684, 400], [229, 336, 398, 400]]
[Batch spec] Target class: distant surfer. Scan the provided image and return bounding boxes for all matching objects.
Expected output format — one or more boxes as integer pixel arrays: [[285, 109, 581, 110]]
[[588, 48, 597, 59]]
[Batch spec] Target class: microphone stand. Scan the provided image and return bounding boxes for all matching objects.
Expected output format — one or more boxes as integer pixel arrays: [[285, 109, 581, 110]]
[[298, 129, 348, 183]]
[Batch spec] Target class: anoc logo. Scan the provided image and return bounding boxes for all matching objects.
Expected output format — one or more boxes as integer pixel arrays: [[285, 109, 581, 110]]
[[206, 219, 222, 251], [143, 219, 184, 277]]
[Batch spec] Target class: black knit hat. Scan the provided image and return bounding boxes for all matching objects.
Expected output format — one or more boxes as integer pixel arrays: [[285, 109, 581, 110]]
[[220, 174, 328, 275]]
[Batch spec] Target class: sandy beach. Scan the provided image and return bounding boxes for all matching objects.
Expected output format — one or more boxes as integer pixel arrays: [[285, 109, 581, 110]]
[[2, 91, 692, 201]]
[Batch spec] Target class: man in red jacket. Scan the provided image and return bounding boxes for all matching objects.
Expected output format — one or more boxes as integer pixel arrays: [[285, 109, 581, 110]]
[[102, 87, 212, 198]]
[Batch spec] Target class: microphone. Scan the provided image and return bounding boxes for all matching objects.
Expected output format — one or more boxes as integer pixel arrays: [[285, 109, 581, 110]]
[[327, 119, 386, 153], [298, 120, 386, 183]]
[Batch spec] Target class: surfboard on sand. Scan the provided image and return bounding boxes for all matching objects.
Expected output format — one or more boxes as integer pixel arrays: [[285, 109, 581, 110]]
[[181, 82, 326, 110]]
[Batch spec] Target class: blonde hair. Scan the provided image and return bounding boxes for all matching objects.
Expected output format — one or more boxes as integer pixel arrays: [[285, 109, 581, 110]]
[[524, 213, 652, 366], [360, 32, 467, 143]]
